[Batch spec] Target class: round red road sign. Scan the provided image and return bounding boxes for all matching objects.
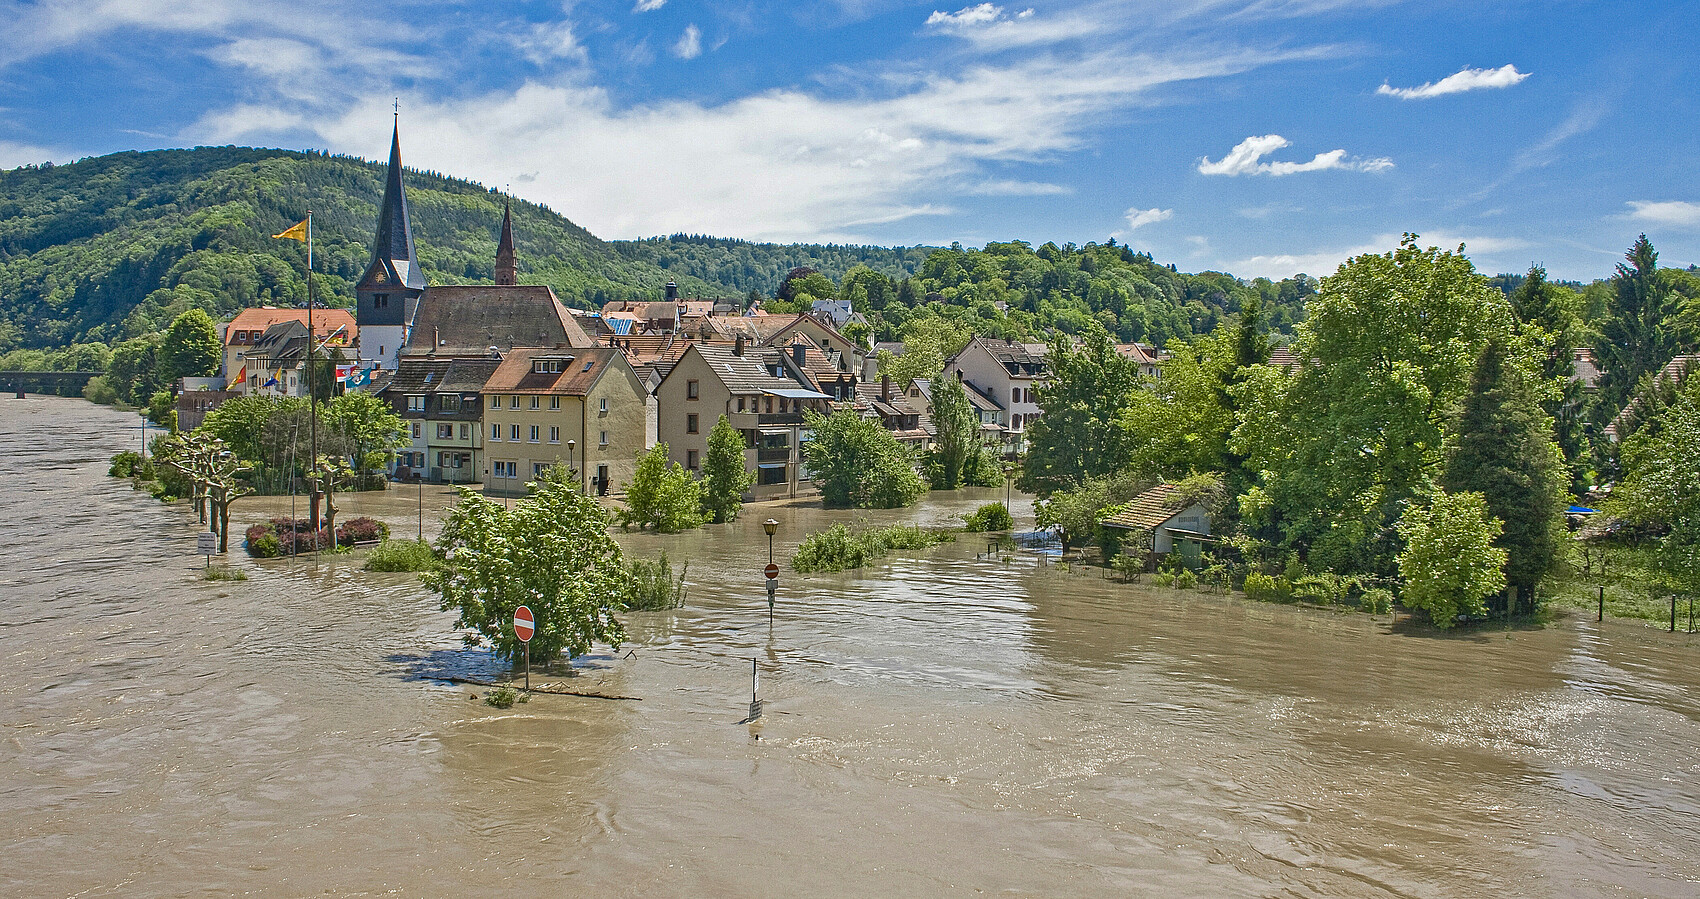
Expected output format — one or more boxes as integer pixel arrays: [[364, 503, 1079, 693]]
[[513, 605, 536, 642], [764, 563, 779, 580]]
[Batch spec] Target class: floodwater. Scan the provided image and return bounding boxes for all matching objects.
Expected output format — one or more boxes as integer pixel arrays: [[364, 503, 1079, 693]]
[[4, 395, 1699, 898]]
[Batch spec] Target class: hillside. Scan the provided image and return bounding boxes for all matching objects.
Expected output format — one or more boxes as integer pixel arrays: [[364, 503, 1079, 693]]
[[0, 147, 809, 351]]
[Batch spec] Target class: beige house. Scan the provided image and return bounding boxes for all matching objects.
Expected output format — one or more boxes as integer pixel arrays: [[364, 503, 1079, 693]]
[[655, 343, 832, 500], [481, 347, 649, 498], [944, 336, 1048, 455]]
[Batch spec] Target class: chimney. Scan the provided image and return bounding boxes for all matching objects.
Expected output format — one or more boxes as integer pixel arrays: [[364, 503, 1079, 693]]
[[665, 281, 679, 301], [881, 373, 891, 403], [734, 334, 746, 356], [792, 343, 806, 366]]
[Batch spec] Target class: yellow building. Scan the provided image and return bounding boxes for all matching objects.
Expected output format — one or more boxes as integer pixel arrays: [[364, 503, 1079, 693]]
[[482, 347, 649, 498]]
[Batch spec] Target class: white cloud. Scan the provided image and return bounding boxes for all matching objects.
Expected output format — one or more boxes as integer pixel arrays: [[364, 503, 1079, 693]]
[[1230, 231, 1529, 279], [1377, 64, 1528, 100], [517, 21, 588, 66], [0, 139, 62, 170], [969, 179, 1071, 196], [926, 4, 1004, 27], [1626, 201, 1700, 227], [633, 0, 667, 11], [1124, 207, 1173, 230], [673, 24, 701, 59], [1198, 134, 1392, 176]]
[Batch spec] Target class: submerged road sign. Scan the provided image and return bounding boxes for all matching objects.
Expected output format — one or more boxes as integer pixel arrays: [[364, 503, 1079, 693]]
[[764, 563, 779, 580], [513, 605, 535, 643]]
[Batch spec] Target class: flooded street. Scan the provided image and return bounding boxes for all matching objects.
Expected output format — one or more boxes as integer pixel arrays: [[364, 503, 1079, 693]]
[[4, 395, 1698, 897]]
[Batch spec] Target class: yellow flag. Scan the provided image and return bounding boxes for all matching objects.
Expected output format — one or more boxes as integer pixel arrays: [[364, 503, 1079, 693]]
[[273, 218, 308, 242]]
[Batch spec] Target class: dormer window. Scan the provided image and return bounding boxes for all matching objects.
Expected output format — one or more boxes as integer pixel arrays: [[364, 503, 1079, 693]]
[[533, 357, 569, 374]]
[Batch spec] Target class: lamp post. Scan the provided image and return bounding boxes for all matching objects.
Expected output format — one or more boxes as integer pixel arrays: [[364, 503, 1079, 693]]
[[416, 472, 424, 541], [567, 439, 576, 489], [1003, 462, 1014, 513], [764, 518, 779, 625]]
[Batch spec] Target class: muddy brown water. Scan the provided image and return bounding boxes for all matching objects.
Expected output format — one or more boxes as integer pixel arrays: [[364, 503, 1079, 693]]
[[3, 395, 1698, 897]]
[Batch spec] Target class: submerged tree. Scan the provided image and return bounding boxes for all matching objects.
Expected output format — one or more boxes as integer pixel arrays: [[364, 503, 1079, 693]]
[[802, 408, 924, 508], [1396, 489, 1508, 629], [621, 443, 704, 532], [698, 416, 754, 523], [426, 467, 630, 663], [1442, 340, 1567, 612]]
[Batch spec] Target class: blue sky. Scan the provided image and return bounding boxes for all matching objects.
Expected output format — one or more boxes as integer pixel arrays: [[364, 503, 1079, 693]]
[[2, 0, 1696, 282]]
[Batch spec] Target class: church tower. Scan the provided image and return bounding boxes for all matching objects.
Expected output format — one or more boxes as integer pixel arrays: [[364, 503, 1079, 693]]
[[494, 203, 517, 286], [355, 118, 426, 371]]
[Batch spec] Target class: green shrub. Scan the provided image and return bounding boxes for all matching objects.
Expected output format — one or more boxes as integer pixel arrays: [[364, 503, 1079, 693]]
[[1360, 587, 1394, 615], [109, 451, 144, 478], [624, 552, 687, 611], [202, 565, 247, 581], [335, 517, 389, 546], [363, 539, 439, 572], [792, 522, 954, 573], [1174, 569, 1197, 590], [1242, 572, 1293, 603], [1151, 571, 1175, 587], [485, 686, 519, 709], [963, 503, 1015, 532]]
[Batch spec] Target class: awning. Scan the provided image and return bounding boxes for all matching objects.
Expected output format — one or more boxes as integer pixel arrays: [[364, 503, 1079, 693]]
[[758, 428, 792, 436], [757, 462, 788, 469], [764, 387, 832, 400]]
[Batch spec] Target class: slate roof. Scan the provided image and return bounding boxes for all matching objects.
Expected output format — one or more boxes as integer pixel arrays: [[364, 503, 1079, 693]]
[[1101, 485, 1192, 532], [1571, 347, 1602, 390], [379, 357, 501, 396], [958, 335, 1047, 377], [358, 123, 425, 292], [485, 347, 627, 396], [403, 285, 593, 357], [687, 344, 811, 394], [1604, 354, 1698, 440]]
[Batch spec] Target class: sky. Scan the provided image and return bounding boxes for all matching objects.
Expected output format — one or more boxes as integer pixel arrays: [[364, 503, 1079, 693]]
[[1, 0, 1696, 282]]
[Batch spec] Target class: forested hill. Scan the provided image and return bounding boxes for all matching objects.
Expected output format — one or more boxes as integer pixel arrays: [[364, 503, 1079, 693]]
[[0, 144, 1317, 355], [0, 147, 748, 350]]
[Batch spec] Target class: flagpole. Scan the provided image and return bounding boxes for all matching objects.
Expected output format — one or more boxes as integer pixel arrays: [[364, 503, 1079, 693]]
[[307, 210, 319, 552]]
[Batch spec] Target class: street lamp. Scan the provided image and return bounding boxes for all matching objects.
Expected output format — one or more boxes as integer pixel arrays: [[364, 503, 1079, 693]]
[[1003, 462, 1015, 513], [763, 518, 779, 625], [567, 439, 576, 488]]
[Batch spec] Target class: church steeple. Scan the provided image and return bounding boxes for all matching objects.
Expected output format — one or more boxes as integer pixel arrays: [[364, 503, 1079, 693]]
[[362, 119, 425, 292], [494, 203, 517, 286]]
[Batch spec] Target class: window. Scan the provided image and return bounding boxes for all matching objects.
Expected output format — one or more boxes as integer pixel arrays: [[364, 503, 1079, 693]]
[[549, 427, 560, 443], [534, 463, 550, 477], [686, 450, 699, 470], [494, 461, 516, 478], [509, 396, 520, 408], [491, 424, 501, 440], [687, 379, 699, 399], [599, 430, 608, 447], [437, 423, 453, 439], [737, 397, 746, 412], [529, 396, 540, 410], [529, 425, 540, 442], [686, 413, 699, 434], [492, 396, 501, 409], [583, 360, 594, 371], [459, 423, 468, 439], [765, 397, 773, 414], [407, 395, 424, 411], [510, 425, 520, 441], [373, 293, 389, 308], [439, 394, 460, 412], [599, 398, 608, 413], [412, 422, 421, 439], [533, 359, 563, 374], [549, 397, 560, 410]]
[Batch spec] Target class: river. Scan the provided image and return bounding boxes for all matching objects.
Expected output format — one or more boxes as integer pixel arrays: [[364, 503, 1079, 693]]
[[3, 395, 1697, 897]]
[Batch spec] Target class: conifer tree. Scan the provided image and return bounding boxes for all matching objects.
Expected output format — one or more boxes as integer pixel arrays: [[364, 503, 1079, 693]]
[[1441, 340, 1567, 612], [1595, 235, 1678, 419], [1509, 265, 1587, 488]]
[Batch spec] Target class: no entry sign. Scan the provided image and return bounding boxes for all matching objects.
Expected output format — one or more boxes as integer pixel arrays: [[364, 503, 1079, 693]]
[[513, 605, 536, 643], [764, 563, 779, 580]]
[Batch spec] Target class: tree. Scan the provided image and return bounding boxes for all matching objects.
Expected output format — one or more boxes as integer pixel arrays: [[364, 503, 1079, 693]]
[[877, 317, 970, 386], [1509, 265, 1588, 488], [323, 392, 407, 480], [1595, 235, 1679, 418], [1021, 325, 1143, 494], [621, 443, 704, 531], [1234, 236, 1517, 575], [107, 335, 162, 405], [1613, 376, 1700, 595], [425, 467, 630, 663], [1396, 489, 1508, 629], [157, 309, 222, 384], [699, 416, 754, 523], [802, 408, 924, 508], [1442, 341, 1567, 612], [927, 376, 980, 489]]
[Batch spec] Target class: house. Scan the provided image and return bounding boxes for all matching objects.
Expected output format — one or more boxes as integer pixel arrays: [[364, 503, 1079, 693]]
[[853, 376, 929, 450], [943, 336, 1047, 455], [236, 320, 354, 398], [377, 357, 500, 484], [481, 347, 649, 497], [222, 306, 356, 389], [909, 377, 1002, 445], [1100, 484, 1214, 569], [1603, 354, 1698, 441], [1114, 342, 1165, 380], [655, 342, 833, 500]]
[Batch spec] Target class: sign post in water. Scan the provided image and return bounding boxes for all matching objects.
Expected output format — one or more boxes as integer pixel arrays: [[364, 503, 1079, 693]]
[[513, 604, 535, 691], [197, 531, 216, 568]]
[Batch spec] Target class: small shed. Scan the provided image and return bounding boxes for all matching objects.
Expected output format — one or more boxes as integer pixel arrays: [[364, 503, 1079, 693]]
[[1100, 485, 1213, 562]]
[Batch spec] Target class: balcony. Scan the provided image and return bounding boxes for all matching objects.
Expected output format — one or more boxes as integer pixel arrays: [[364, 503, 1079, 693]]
[[757, 412, 804, 426], [756, 446, 792, 464]]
